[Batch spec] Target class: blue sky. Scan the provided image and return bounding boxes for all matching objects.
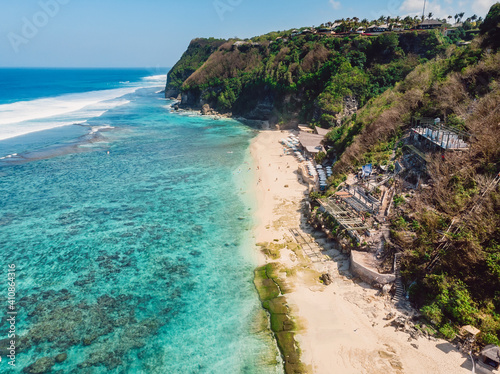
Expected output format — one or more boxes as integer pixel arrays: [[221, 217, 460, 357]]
[[0, 0, 496, 68]]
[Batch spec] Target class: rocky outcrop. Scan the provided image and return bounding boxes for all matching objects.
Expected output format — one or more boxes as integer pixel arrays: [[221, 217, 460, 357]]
[[55, 353, 67, 363], [342, 96, 358, 121], [23, 357, 55, 374]]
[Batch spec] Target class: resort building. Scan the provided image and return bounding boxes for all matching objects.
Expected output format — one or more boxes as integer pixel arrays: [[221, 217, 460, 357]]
[[365, 24, 389, 34], [298, 131, 326, 158], [314, 126, 330, 137], [417, 19, 443, 29]]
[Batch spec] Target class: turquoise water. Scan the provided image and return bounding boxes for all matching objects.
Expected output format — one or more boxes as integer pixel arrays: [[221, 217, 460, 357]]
[[0, 72, 282, 373]]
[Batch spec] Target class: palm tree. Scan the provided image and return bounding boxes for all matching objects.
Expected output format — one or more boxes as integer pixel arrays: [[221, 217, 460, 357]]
[[458, 12, 465, 23], [476, 16, 483, 28], [454, 14, 459, 23], [428, 12, 433, 20], [402, 15, 412, 29]]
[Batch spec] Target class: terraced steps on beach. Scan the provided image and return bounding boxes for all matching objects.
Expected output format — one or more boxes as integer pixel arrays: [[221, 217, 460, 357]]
[[289, 228, 327, 263]]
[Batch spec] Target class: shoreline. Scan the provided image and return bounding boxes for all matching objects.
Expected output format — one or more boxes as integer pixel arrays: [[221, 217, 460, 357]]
[[168, 100, 280, 130], [249, 130, 475, 374]]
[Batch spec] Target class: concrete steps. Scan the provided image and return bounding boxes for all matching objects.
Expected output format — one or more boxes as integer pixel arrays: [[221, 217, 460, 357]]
[[393, 253, 406, 305]]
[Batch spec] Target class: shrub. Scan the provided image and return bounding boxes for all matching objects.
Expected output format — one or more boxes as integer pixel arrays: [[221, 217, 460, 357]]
[[439, 323, 457, 340], [421, 303, 443, 324], [393, 194, 405, 207], [315, 151, 326, 164], [481, 332, 500, 345]]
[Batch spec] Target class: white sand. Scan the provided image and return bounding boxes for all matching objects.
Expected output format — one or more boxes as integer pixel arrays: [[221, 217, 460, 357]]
[[250, 130, 474, 374]]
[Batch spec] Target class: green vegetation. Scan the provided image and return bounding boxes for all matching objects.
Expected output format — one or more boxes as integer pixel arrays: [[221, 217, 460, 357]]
[[257, 242, 285, 260], [254, 264, 307, 373], [173, 31, 447, 124], [165, 38, 226, 97], [480, 2, 500, 49]]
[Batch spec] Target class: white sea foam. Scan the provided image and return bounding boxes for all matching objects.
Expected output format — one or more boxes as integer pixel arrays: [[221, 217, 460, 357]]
[[89, 125, 114, 134], [0, 88, 136, 127], [0, 74, 166, 141], [142, 74, 167, 83]]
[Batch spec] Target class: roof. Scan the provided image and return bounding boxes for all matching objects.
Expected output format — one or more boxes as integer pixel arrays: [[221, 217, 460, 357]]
[[298, 125, 314, 133], [298, 131, 325, 152], [481, 345, 500, 363], [335, 191, 352, 197], [315, 126, 330, 136], [419, 19, 443, 26], [305, 145, 324, 154], [366, 25, 388, 30], [461, 325, 480, 336]]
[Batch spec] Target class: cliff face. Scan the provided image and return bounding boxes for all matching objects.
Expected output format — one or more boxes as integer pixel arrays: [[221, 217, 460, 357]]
[[165, 38, 226, 98], [168, 31, 446, 126]]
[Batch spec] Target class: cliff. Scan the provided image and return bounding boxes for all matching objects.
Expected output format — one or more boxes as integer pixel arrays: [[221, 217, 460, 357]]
[[164, 37, 226, 98], [167, 30, 447, 126]]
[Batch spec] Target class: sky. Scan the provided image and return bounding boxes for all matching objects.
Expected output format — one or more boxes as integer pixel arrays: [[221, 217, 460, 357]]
[[0, 0, 496, 68]]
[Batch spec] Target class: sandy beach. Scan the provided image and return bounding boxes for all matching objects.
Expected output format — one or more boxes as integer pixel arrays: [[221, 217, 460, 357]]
[[250, 130, 475, 374]]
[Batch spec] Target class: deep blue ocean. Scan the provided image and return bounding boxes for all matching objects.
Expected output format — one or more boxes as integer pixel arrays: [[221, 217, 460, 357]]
[[0, 69, 282, 373]]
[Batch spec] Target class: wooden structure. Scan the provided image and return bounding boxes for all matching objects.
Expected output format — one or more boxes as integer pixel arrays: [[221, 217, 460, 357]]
[[317, 198, 368, 238], [298, 131, 325, 158], [411, 117, 470, 152]]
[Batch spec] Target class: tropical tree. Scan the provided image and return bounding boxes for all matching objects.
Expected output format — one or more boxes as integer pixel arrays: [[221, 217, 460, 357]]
[[428, 12, 433, 20], [476, 16, 483, 28], [402, 15, 412, 29]]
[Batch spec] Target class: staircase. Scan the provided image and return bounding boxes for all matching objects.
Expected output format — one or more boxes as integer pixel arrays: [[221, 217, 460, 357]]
[[393, 253, 406, 306]]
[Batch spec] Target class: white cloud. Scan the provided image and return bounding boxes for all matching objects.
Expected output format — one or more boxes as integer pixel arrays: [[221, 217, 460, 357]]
[[399, 0, 495, 19], [399, 0, 448, 19], [476, 0, 497, 14], [329, 0, 341, 10]]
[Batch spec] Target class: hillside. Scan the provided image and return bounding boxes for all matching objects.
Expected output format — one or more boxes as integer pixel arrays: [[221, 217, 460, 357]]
[[164, 37, 226, 98], [166, 30, 449, 126], [166, 3, 500, 348]]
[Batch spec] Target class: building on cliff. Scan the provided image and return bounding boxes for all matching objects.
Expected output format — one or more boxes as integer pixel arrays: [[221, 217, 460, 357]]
[[417, 19, 443, 29]]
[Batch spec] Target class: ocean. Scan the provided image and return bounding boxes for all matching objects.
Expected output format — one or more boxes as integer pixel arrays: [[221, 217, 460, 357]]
[[0, 69, 282, 373]]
